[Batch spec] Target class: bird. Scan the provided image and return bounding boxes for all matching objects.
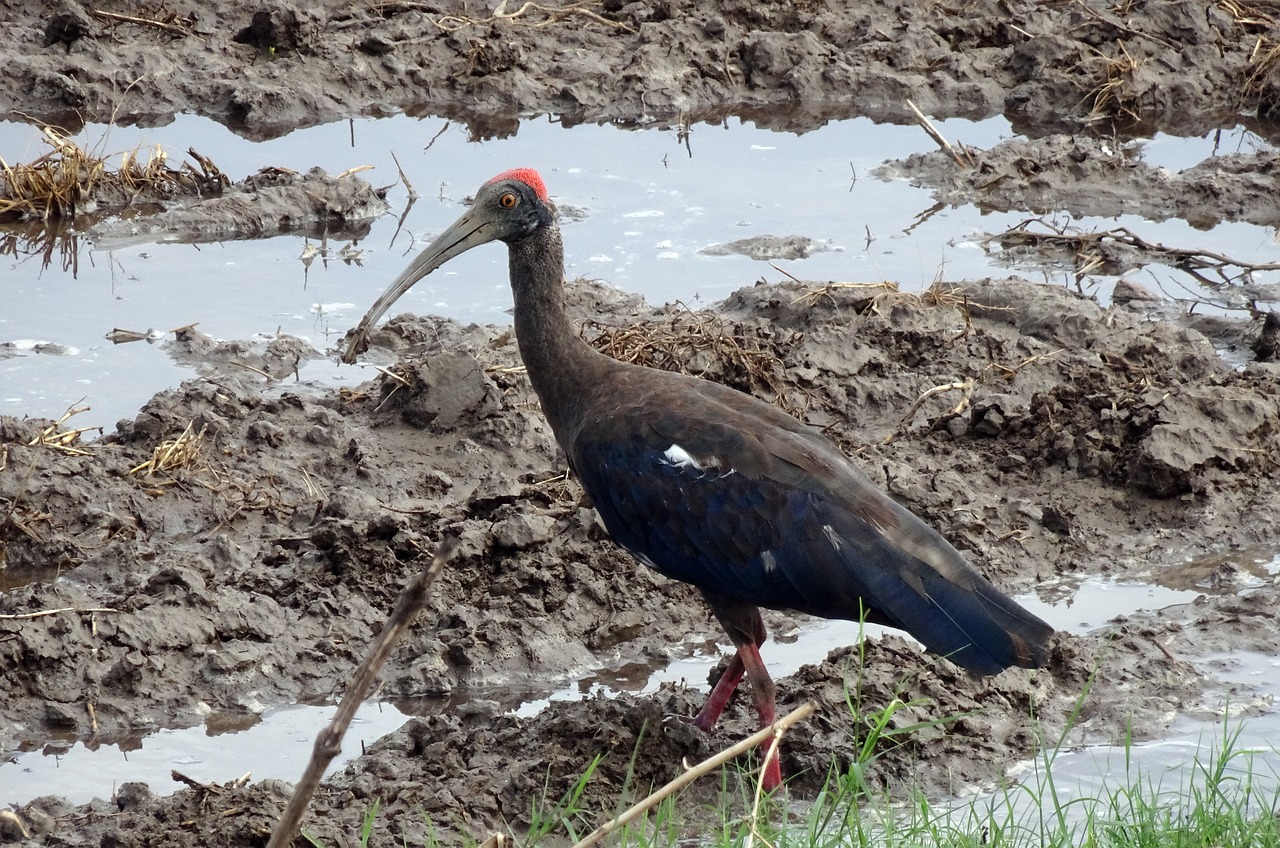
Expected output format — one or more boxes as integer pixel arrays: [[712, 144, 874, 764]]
[[342, 168, 1055, 791]]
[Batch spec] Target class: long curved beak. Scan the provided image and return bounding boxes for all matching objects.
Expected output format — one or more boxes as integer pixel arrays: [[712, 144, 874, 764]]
[[341, 206, 501, 363]]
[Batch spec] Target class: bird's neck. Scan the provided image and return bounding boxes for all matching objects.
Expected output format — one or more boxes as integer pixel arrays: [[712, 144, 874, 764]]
[[508, 226, 611, 445]]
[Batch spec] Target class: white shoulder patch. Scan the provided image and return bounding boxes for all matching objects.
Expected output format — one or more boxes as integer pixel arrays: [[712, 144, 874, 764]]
[[661, 443, 702, 471], [659, 442, 737, 479], [760, 549, 779, 574], [822, 524, 844, 553]]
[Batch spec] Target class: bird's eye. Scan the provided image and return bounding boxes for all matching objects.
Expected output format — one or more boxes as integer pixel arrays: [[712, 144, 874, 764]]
[[499, 192, 518, 209]]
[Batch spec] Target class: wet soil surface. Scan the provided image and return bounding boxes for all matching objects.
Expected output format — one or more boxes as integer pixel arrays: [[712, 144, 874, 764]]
[[3, 0, 1280, 845], [4, 276, 1280, 844], [3, 0, 1279, 140], [878, 134, 1280, 229]]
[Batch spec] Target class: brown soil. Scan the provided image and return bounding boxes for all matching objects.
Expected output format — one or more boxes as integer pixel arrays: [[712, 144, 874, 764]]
[[2, 0, 1280, 845]]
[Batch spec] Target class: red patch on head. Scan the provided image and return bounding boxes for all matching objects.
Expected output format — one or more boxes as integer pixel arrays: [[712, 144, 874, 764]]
[[485, 167, 549, 202]]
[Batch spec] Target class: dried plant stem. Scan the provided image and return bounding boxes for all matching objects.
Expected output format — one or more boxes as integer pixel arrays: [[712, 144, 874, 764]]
[[886, 379, 975, 443], [90, 8, 193, 36], [0, 607, 116, 620], [570, 701, 816, 848], [906, 99, 973, 168], [266, 536, 460, 848]]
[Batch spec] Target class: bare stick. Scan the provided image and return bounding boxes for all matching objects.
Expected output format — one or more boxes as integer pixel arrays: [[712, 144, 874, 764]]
[[744, 730, 786, 848], [266, 536, 460, 848], [390, 151, 418, 200], [570, 702, 816, 848], [906, 99, 973, 168], [885, 379, 974, 443], [89, 9, 193, 36], [0, 607, 116, 620]]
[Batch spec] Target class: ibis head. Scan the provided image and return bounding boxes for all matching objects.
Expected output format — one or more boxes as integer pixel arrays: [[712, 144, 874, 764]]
[[341, 168, 553, 363]]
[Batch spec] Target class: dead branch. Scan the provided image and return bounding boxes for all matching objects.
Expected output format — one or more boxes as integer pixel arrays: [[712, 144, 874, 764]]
[[266, 536, 460, 848], [987, 218, 1280, 291]]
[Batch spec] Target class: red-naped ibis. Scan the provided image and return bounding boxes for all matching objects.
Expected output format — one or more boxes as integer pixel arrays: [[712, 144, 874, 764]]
[[342, 169, 1054, 791]]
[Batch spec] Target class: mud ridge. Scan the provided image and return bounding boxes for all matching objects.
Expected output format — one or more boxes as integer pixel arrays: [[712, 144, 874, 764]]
[[3, 1, 1278, 140], [878, 134, 1280, 229]]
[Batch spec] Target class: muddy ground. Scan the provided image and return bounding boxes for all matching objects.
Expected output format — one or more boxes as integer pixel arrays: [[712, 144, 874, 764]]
[[3, 0, 1280, 140], [3, 277, 1279, 844], [2, 0, 1280, 846]]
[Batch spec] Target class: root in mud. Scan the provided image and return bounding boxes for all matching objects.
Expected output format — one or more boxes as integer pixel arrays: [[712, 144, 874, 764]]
[[430, 0, 635, 34]]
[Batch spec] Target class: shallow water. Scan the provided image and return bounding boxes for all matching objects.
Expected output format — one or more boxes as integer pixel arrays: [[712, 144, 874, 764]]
[[957, 648, 1280, 837], [6, 553, 1277, 808], [0, 116, 1274, 430]]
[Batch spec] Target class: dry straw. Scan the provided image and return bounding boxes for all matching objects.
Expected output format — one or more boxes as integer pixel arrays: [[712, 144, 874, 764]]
[[0, 125, 227, 222], [128, 422, 208, 479]]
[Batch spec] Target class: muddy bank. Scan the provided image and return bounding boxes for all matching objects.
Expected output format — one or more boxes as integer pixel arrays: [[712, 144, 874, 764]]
[[3, 0, 1278, 140], [878, 134, 1280, 229], [3, 276, 1279, 842]]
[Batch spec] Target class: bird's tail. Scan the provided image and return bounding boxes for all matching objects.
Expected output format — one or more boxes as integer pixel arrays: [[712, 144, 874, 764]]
[[798, 503, 1054, 676]]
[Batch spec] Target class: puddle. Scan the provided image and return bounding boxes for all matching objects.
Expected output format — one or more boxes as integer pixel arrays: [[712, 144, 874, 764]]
[[1, 115, 1274, 430], [2, 553, 1274, 807], [1, 701, 419, 808], [1015, 578, 1204, 636], [954, 649, 1280, 835]]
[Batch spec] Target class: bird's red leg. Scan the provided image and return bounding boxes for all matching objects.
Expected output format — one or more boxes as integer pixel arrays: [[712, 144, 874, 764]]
[[692, 651, 745, 732], [738, 643, 782, 792]]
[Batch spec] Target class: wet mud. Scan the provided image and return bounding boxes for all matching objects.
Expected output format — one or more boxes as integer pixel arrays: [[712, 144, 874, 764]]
[[3, 0, 1280, 845], [3, 0, 1279, 140], [878, 134, 1280, 230], [4, 276, 1280, 844]]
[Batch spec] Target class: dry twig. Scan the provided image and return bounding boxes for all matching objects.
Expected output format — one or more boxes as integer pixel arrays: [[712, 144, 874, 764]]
[[90, 7, 194, 36], [28, 404, 98, 456], [129, 422, 207, 478], [584, 305, 801, 414], [906, 99, 974, 168], [266, 536, 460, 848], [0, 606, 116, 620], [1081, 40, 1143, 123]]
